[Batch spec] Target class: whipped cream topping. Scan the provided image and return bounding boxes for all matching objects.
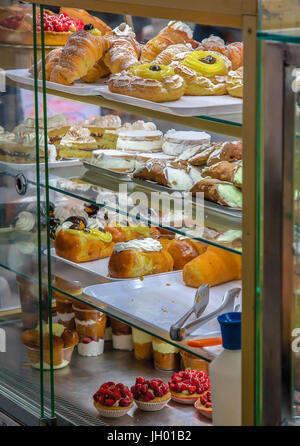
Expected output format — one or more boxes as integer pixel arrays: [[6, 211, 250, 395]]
[[113, 22, 135, 38], [54, 206, 68, 222], [60, 126, 96, 146], [13, 114, 68, 134], [15, 211, 35, 232], [0, 132, 17, 143], [69, 206, 89, 220], [86, 217, 105, 231], [57, 312, 75, 322], [118, 120, 157, 132], [113, 238, 162, 253], [168, 21, 193, 39], [78, 339, 104, 356], [83, 114, 121, 129], [75, 318, 98, 326]]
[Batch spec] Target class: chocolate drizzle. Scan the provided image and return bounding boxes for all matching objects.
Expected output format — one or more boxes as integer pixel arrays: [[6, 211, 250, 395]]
[[64, 216, 87, 230]]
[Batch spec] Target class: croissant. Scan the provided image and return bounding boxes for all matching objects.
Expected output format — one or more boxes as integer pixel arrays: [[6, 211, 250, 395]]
[[30, 48, 62, 81], [141, 21, 197, 63], [153, 43, 192, 65], [50, 31, 112, 85], [199, 36, 243, 70], [81, 59, 110, 83], [104, 25, 141, 73], [182, 245, 242, 288]]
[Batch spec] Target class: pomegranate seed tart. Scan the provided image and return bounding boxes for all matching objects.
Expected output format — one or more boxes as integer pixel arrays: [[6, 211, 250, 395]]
[[169, 369, 210, 404], [194, 391, 212, 419], [131, 377, 171, 411], [93, 382, 133, 418]]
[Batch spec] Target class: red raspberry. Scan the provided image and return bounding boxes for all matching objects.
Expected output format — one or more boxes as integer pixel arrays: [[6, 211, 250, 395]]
[[113, 389, 121, 400], [81, 337, 92, 344], [104, 398, 115, 407], [136, 377, 145, 384], [144, 391, 155, 402], [188, 385, 196, 394], [120, 396, 131, 407]]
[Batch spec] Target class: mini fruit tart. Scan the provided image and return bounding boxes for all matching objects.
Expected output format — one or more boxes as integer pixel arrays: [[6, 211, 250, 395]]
[[108, 63, 185, 103], [169, 369, 210, 404], [93, 382, 133, 418], [131, 377, 171, 411], [194, 391, 212, 419]]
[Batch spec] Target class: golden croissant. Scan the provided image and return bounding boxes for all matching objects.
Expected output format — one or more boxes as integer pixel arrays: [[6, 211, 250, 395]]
[[50, 31, 112, 85]]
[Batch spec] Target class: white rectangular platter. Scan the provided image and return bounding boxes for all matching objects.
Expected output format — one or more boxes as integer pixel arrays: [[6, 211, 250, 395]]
[[50, 248, 179, 282], [84, 272, 242, 339], [6, 69, 243, 117]]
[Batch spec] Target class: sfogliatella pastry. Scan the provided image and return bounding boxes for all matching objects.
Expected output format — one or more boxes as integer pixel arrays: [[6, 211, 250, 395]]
[[101, 120, 157, 150], [170, 50, 232, 95], [50, 31, 112, 85], [90, 150, 136, 172], [108, 64, 185, 103], [132, 328, 153, 361], [190, 178, 242, 208], [198, 35, 243, 70], [57, 125, 97, 159], [182, 245, 242, 288], [21, 323, 78, 369], [81, 114, 121, 143], [133, 159, 203, 191], [226, 67, 243, 98], [165, 237, 207, 270], [104, 23, 141, 73], [162, 129, 211, 157], [116, 129, 163, 153], [53, 277, 83, 330], [110, 318, 133, 351], [202, 160, 242, 189], [141, 21, 197, 62], [108, 238, 174, 279], [54, 216, 114, 262], [106, 223, 160, 243], [152, 337, 180, 371]]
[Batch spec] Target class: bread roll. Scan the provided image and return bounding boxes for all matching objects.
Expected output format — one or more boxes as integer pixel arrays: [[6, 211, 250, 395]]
[[166, 238, 207, 270]]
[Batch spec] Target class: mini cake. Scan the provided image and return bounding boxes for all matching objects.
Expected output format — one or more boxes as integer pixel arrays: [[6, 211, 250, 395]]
[[162, 130, 211, 157], [116, 130, 163, 153], [93, 382, 133, 417], [152, 337, 180, 371], [194, 391, 212, 419], [77, 337, 104, 357], [110, 318, 133, 351], [169, 369, 210, 404], [13, 114, 70, 146], [82, 114, 121, 143], [58, 125, 98, 159], [101, 120, 157, 150], [132, 328, 153, 360], [90, 149, 136, 172], [53, 277, 83, 330], [73, 302, 106, 340], [131, 377, 171, 411]]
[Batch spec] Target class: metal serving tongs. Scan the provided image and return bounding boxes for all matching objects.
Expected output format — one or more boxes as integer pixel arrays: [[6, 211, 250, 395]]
[[170, 284, 210, 342], [169, 287, 241, 341]]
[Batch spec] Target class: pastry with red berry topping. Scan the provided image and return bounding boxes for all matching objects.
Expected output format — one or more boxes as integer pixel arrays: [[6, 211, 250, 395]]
[[93, 382, 133, 418], [169, 369, 210, 404], [194, 391, 212, 419], [131, 377, 171, 411]]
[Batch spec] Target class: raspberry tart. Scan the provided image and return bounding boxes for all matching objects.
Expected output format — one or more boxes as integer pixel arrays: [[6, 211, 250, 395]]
[[169, 369, 210, 405], [93, 382, 133, 418], [194, 391, 212, 419], [131, 377, 171, 411]]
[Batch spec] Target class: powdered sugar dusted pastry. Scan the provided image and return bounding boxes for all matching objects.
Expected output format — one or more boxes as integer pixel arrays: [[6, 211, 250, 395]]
[[141, 21, 197, 63], [82, 114, 121, 142], [178, 142, 223, 166], [101, 120, 157, 149], [226, 67, 243, 98], [199, 35, 243, 70], [133, 159, 203, 190], [153, 43, 192, 65], [90, 149, 136, 172], [162, 130, 211, 156], [206, 140, 242, 166], [116, 130, 163, 153], [58, 125, 97, 158], [190, 178, 242, 208], [135, 152, 175, 169]]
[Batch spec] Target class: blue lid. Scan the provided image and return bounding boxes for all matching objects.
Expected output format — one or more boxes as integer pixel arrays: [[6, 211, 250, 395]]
[[217, 312, 241, 350]]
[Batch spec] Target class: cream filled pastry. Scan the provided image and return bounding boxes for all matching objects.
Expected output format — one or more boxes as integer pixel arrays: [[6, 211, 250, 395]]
[[81, 114, 122, 142], [116, 130, 163, 153], [90, 149, 136, 172], [101, 120, 157, 149], [58, 126, 97, 159], [113, 238, 162, 253], [163, 129, 211, 156], [15, 211, 36, 232]]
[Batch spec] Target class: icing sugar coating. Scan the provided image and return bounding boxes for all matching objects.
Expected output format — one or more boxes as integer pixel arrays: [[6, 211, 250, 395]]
[[118, 120, 157, 132], [117, 130, 163, 140], [168, 21, 193, 39], [60, 126, 96, 145], [113, 238, 162, 253], [113, 23, 135, 38], [82, 114, 121, 129]]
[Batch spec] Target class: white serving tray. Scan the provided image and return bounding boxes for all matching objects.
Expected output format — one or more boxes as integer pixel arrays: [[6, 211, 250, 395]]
[[6, 69, 243, 117], [50, 248, 178, 282], [83, 272, 242, 339]]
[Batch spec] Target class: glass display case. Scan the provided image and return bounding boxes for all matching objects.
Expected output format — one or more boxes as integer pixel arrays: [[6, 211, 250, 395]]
[[0, 0, 276, 426]]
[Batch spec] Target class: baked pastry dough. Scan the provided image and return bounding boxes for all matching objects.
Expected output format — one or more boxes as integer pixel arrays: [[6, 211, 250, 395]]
[[206, 140, 242, 166], [141, 21, 197, 63], [50, 31, 112, 85], [108, 64, 185, 103], [60, 7, 112, 35], [198, 36, 243, 70], [171, 50, 231, 95], [183, 245, 242, 288], [81, 59, 110, 82], [108, 238, 174, 278], [190, 178, 242, 208], [106, 223, 160, 242], [226, 67, 243, 98], [202, 160, 242, 189], [166, 238, 207, 270], [153, 43, 192, 65]]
